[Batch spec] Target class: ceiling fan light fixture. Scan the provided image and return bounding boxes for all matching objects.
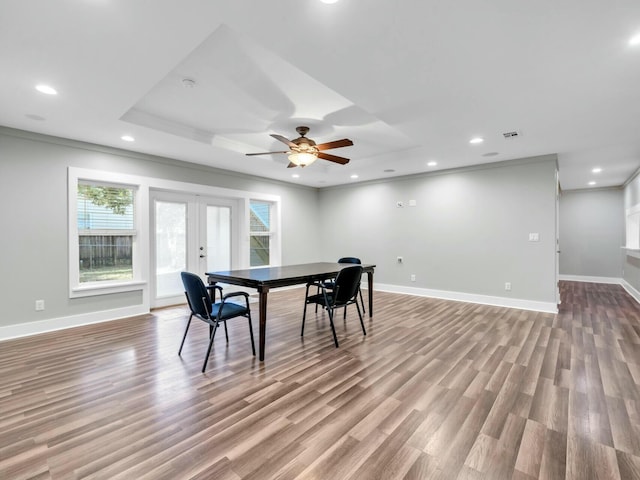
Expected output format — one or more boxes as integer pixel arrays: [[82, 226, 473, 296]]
[[288, 152, 318, 167], [247, 126, 351, 168]]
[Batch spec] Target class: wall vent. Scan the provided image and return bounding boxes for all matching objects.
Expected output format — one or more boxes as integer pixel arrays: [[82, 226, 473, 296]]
[[503, 131, 520, 139]]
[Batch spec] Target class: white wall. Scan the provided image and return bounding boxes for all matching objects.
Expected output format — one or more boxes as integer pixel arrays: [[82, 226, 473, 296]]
[[559, 188, 623, 280], [318, 155, 558, 310], [0, 127, 321, 332]]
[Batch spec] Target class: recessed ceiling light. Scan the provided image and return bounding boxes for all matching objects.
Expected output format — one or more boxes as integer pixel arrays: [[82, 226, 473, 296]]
[[35, 84, 57, 95], [629, 33, 640, 46], [121, 135, 135, 142], [588, 181, 597, 186], [181, 78, 196, 88], [592, 167, 602, 173], [469, 137, 484, 144], [427, 161, 438, 167], [292, 174, 300, 178], [320, 0, 339, 3], [25, 114, 46, 121], [350, 174, 359, 179], [384, 169, 395, 173]]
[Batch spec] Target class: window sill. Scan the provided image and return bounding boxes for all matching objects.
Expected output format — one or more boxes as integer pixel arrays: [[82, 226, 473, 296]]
[[622, 247, 640, 259], [70, 280, 146, 298]]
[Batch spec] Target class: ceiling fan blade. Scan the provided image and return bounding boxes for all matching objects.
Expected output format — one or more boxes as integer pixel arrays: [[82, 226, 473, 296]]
[[287, 162, 298, 168], [315, 139, 353, 151], [245, 151, 289, 156], [271, 134, 297, 148], [317, 152, 350, 165]]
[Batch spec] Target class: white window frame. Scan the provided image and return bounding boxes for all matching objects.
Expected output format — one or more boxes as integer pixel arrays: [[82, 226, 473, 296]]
[[69, 168, 148, 297], [248, 199, 280, 268]]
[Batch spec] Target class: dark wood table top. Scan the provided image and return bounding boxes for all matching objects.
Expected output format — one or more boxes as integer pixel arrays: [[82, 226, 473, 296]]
[[206, 262, 375, 290]]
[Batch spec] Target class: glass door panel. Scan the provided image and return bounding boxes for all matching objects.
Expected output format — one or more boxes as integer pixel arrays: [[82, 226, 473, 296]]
[[155, 200, 187, 298], [204, 205, 231, 272]]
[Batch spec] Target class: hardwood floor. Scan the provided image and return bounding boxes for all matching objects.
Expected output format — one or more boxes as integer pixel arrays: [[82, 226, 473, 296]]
[[2, 281, 640, 479]]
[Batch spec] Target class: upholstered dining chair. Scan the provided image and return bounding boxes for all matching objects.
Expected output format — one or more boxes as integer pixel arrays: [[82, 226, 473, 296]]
[[337, 257, 366, 313], [179, 271, 255, 372], [302, 265, 366, 348], [317, 257, 366, 316]]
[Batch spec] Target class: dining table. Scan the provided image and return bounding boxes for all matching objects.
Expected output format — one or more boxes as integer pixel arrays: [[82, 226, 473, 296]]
[[206, 262, 375, 361]]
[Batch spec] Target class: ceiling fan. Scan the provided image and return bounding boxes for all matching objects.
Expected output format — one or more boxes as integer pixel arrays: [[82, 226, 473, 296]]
[[246, 126, 353, 168]]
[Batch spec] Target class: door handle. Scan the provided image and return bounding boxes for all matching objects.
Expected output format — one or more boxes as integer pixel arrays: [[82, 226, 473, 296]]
[[199, 254, 206, 258]]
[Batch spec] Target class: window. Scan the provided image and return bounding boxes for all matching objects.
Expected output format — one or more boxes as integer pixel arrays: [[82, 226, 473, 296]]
[[77, 183, 136, 283], [69, 168, 145, 298], [249, 200, 272, 266]]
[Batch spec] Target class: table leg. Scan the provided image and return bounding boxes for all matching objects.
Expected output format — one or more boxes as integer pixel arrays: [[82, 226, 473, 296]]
[[206, 280, 218, 302], [367, 271, 374, 317], [258, 285, 269, 361]]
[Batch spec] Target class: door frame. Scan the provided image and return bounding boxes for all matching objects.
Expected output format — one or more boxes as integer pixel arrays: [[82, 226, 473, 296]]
[[149, 191, 240, 308]]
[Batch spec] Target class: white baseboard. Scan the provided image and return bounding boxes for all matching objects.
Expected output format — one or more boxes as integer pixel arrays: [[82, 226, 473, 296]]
[[0, 305, 149, 342], [622, 280, 640, 304], [3, 279, 598, 342], [373, 283, 558, 313], [559, 274, 622, 284]]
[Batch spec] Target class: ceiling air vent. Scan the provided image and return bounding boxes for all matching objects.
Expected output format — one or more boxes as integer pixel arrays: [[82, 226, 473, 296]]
[[503, 130, 520, 139]]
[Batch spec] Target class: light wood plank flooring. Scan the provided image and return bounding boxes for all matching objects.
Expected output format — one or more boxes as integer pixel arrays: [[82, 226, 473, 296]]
[[2, 281, 640, 479]]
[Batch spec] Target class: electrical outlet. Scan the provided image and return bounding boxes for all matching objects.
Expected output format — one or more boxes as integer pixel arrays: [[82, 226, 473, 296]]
[[410, 274, 416, 282], [35, 300, 45, 311], [528, 233, 539, 242], [504, 282, 511, 291]]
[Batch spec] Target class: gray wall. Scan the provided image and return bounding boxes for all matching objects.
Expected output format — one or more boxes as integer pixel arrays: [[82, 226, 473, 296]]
[[318, 156, 558, 303], [0, 127, 561, 333], [0, 128, 321, 327], [559, 188, 623, 278]]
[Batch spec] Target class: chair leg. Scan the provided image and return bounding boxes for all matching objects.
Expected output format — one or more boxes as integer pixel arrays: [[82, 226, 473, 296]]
[[247, 313, 256, 356], [302, 300, 308, 336], [223, 320, 229, 342], [358, 287, 366, 314], [327, 307, 339, 348], [178, 314, 193, 355], [356, 301, 366, 336], [202, 321, 219, 373]]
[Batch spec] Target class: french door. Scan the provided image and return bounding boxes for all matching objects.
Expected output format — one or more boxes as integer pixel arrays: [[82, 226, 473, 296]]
[[150, 191, 237, 308]]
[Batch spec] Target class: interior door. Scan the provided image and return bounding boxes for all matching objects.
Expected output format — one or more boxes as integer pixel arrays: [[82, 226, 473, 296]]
[[151, 192, 236, 308]]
